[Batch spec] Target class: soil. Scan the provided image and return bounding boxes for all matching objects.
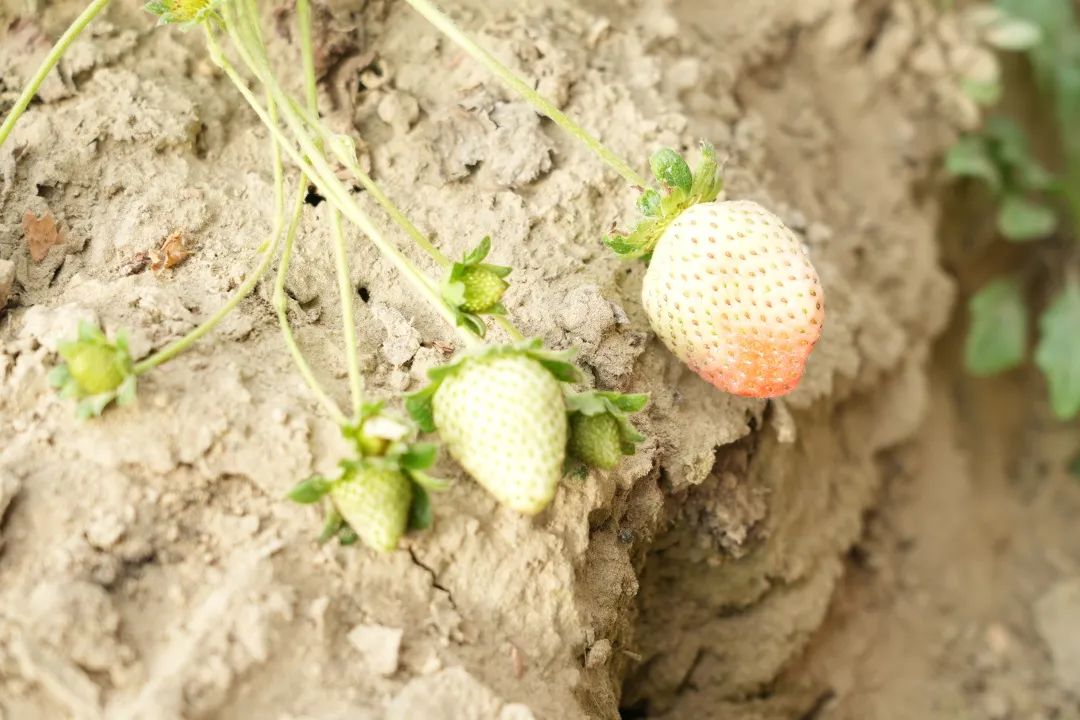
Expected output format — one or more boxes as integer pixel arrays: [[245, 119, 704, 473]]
[[1, 0, 1078, 719]]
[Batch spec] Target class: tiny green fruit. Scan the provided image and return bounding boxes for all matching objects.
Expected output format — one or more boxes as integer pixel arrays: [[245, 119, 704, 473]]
[[458, 265, 509, 314], [568, 413, 621, 470], [51, 321, 136, 418], [564, 390, 648, 470], [330, 465, 414, 553], [442, 237, 512, 338]]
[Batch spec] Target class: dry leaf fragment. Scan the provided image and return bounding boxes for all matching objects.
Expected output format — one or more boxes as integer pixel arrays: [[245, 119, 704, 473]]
[[22, 210, 64, 263], [149, 232, 191, 274]]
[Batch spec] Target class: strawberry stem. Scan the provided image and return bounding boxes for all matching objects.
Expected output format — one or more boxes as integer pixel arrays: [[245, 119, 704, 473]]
[[0, 0, 111, 150], [401, 0, 649, 189], [206, 17, 480, 351], [271, 59, 527, 343], [297, 0, 365, 421]]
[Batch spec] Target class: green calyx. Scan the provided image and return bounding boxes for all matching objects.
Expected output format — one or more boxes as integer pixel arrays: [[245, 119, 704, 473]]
[[441, 237, 512, 338], [604, 141, 725, 261], [287, 405, 449, 547], [49, 320, 137, 419], [565, 391, 648, 470], [406, 338, 582, 433], [144, 0, 221, 28]]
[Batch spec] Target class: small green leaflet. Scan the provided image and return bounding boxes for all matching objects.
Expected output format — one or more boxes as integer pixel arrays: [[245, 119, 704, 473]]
[[965, 278, 1028, 377], [1035, 283, 1080, 419], [997, 194, 1057, 240], [287, 476, 334, 504], [946, 136, 1002, 191], [408, 485, 433, 531]]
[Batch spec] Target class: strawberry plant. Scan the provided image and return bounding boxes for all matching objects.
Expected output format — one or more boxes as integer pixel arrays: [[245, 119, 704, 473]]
[[3, 0, 650, 528], [288, 404, 447, 550], [950, 0, 1080, 425], [400, 0, 825, 399]]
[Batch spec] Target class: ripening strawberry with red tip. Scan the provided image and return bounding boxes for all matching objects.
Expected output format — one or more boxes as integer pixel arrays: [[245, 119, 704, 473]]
[[606, 144, 824, 399]]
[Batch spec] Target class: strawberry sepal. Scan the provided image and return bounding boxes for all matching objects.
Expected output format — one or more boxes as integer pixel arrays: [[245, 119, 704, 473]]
[[606, 141, 725, 260]]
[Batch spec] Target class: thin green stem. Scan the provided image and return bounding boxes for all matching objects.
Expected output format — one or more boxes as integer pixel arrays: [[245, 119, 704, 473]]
[[0, 0, 111, 149], [209, 16, 479, 349], [327, 182, 365, 418], [132, 237, 279, 375], [257, 59, 528, 344], [274, 181, 350, 426], [401, 0, 648, 189], [296, 0, 364, 420]]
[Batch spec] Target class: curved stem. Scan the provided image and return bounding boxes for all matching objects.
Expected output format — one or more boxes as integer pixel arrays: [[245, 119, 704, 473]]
[[132, 237, 278, 375], [209, 17, 479, 349], [401, 0, 648, 189], [274, 181, 350, 426], [296, 0, 364, 420], [0, 0, 111, 150], [264, 66, 529, 345]]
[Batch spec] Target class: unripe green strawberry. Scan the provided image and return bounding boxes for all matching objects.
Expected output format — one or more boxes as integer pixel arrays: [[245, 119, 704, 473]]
[[568, 413, 621, 470], [330, 466, 413, 552], [432, 354, 567, 514], [458, 265, 509, 314], [62, 343, 129, 395], [641, 200, 824, 398]]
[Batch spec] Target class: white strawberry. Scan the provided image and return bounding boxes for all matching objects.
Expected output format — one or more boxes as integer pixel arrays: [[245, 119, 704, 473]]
[[642, 200, 824, 398], [607, 144, 824, 398], [409, 342, 578, 514]]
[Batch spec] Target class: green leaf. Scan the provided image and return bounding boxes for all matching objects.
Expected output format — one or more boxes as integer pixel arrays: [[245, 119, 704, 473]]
[[463, 236, 491, 266], [606, 392, 649, 413], [458, 312, 487, 338], [965, 278, 1028, 376], [408, 469, 450, 492], [946, 136, 1002, 191], [48, 365, 71, 389], [408, 485, 432, 531], [637, 189, 662, 217], [287, 477, 334, 504], [116, 375, 138, 406], [77, 320, 102, 343], [442, 280, 467, 307], [1035, 284, 1080, 420], [565, 392, 607, 416], [406, 386, 438, 433], [650, 149, 693, 194], [318, 508, 344, 544], [400, 443, 438, 470], [481, 263, 513, 279], [997, 195, 1056, 240]]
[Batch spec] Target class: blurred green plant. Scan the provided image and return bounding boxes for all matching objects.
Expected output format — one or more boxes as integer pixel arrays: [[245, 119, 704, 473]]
[[949, 0, 1080, 429]]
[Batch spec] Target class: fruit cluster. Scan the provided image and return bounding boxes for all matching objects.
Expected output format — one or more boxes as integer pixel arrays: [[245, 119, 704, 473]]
[[1, 0, 825, 553]]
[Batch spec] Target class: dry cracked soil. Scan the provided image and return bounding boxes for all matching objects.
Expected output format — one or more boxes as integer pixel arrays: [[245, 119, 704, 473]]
[[2, 0, 1080, 718]]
